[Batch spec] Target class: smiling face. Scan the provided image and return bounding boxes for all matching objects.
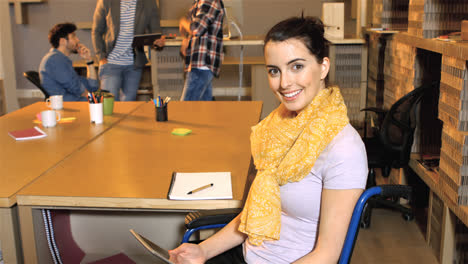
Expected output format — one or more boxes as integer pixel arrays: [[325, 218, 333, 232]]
[[265, 38, 330, 114]]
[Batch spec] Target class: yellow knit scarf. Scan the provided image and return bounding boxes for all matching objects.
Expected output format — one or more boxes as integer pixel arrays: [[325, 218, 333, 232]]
[[238, 86, 349, 246]]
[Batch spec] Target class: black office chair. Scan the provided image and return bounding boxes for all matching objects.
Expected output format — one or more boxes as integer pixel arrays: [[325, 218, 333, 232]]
[[23, 71, 50, 99], [360, 83, 434, 228], [181, 185, 412, 264]]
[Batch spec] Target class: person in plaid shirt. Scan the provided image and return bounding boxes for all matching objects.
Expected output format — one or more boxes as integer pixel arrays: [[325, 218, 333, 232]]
[[179, 0, 225, 101]]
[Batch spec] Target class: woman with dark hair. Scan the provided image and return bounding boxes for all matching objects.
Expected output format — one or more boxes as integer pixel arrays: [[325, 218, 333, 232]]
[[169, 16, 368, 264]]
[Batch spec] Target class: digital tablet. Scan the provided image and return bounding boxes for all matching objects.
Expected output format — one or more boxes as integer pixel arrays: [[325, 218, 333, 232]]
[[132, 33, 163, 47], [130, 229, 174, 264]]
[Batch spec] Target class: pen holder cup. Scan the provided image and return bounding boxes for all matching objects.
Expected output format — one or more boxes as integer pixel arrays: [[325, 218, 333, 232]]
[[89, 103, 103, 124], [155, 105, 168, 122], [103, 95, 115, 116]]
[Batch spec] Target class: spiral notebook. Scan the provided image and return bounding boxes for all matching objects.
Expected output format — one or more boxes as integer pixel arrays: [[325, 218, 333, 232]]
[[167, 172, 232, 200]]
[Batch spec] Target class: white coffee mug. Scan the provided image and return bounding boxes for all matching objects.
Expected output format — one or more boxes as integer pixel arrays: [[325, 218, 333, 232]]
[[89, 103, 103, 124], [41, 110, 61, 127], [46, 95, 63, 110]]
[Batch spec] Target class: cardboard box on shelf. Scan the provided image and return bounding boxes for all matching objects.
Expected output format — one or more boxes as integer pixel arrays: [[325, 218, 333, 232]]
[[462, 20, 468, 41]]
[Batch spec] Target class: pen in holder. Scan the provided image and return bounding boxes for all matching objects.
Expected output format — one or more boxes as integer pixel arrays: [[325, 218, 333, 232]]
[[153, 96, 170, 122]]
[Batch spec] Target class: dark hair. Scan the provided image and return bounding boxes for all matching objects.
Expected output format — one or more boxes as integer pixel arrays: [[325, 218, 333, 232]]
[[48, 23, 77, 48], [264, 16, 329, 63]]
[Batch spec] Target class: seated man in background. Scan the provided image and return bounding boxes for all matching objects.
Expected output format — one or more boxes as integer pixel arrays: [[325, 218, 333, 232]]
[[39, 23, 98, 101]]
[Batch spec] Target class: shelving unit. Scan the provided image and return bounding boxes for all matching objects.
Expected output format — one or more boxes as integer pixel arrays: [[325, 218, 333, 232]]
[[7, 0, 44, 24], [366, 0, 468, 262], [328, 38, 368, 131]]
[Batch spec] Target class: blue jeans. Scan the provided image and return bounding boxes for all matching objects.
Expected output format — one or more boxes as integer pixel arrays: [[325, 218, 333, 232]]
[[181, 69, 213, 101], [99, 63, 143, 101]]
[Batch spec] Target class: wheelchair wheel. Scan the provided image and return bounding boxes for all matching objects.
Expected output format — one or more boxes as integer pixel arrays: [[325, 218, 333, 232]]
[[402, 212, 414, 221], [360, 203, 372, 229], [360, 219, 370, 229]]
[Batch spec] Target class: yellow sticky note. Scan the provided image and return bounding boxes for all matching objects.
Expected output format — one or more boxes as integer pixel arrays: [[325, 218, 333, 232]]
[[172, 128, 192, 136]]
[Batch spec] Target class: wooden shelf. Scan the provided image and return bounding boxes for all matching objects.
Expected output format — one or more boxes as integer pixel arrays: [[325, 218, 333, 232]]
[[8, 0, 44, 24], [327, 37, 365, 44], [165, 35, 264, 47], [394, 32, 468, 60], [409, 156, 468, 228], [223, 56, 264, 65], [365, 28, 400, 35]]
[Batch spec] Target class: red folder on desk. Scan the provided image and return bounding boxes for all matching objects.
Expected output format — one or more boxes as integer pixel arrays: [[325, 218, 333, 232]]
[[8, 126, 46, 141]]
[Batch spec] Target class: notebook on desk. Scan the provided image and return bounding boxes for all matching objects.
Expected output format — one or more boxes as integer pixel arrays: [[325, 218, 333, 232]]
[[167, 172, 232, 200], [8, 126, 47, 141]]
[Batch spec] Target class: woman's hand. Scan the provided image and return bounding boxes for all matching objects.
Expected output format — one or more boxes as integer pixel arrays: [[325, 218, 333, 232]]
[[169, 243, 207, 264]]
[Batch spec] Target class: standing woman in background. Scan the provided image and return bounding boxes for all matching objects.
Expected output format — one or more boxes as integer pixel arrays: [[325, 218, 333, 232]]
[[169, 16, 368, 264], [92, 0, 166, 101]]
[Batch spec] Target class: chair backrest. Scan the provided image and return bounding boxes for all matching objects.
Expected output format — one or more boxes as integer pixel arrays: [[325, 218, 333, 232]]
[[23, 71, 50, 99], [378, 83, 433, 168]]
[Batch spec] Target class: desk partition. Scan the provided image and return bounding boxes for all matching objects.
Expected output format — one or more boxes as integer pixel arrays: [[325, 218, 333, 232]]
[[17, 101, 262, 263], [0, 101, 144, 263]]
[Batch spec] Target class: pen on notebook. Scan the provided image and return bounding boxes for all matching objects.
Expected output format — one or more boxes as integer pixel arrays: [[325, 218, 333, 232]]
[[187, 183, 214, 195]]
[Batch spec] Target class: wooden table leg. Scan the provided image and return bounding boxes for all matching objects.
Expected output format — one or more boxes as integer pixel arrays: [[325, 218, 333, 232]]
[[0, 207, 23, 263]]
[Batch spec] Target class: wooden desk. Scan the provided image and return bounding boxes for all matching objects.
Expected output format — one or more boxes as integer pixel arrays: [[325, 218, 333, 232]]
[[17, 101, 262, 263], [163, 35, 264, 47], [0, 101, 143, 263]]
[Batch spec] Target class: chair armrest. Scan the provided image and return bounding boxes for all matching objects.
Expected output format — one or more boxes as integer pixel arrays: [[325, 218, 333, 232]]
[[361, 107, 387, 120], [379, 184, 412, 201], [185, 209, 241, 229], [360, 107, 387, 114]]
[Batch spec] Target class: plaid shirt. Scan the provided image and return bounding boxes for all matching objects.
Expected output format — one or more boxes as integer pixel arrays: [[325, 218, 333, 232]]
[[184, 0, 224, 77]]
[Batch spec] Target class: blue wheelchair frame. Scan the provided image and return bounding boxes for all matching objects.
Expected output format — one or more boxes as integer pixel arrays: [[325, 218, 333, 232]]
[[182, 185, 411, 264]]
